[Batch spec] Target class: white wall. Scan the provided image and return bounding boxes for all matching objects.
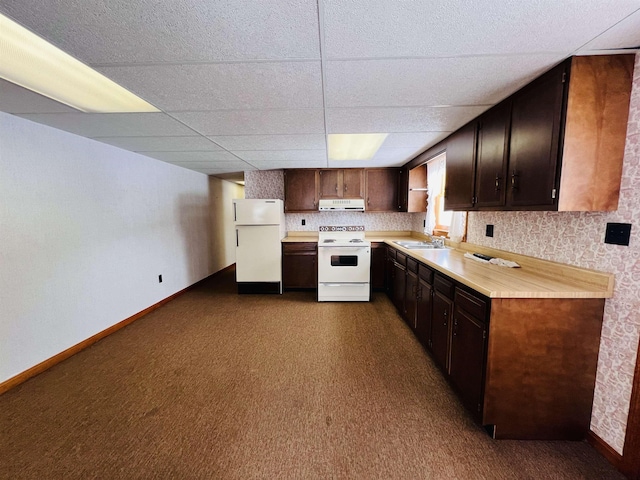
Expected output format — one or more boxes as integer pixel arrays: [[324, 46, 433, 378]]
[[208, 176, 244, 273], [0, 112, 216, 383]]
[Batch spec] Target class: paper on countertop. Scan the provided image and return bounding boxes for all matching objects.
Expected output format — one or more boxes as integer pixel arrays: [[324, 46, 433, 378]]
[[464, 252, 490, 263], [489, 257, 521, 268], [464, 252, 521, 268]]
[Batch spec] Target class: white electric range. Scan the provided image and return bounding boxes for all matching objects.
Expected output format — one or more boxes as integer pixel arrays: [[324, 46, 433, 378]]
[[317, 225, 371, 302]]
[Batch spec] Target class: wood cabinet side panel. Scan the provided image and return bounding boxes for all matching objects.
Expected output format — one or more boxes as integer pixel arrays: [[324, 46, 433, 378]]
[[484, 298, 604, 439], [559, 55, 634, 211]]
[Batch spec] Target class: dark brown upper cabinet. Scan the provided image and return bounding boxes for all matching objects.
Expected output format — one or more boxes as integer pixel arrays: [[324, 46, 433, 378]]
[[284, 169, 318, 213], [365, 168, 400, 212], [507, 62, 566, 209], [440, 54, 634, 212], [474, 100, 510, 208], [444, 122, 477, 210], [318, 169, 364, 200]]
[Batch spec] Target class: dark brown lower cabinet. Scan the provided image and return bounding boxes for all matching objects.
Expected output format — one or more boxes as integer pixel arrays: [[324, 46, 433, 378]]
[[385, 245, 604, 440], [282, 243, 317, 289], [450, 288, 488, 420], [403, 258, 418, 330], [415, 265, 434, 348], [370, 242, 386, 290], [392, 253, 406, 313]]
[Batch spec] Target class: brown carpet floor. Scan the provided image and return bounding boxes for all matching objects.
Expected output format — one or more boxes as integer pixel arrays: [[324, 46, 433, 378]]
[[0, 268, 624, 479]]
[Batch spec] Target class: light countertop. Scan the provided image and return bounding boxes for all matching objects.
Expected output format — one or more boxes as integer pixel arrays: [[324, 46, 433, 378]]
[[282, 232, 613, 299]]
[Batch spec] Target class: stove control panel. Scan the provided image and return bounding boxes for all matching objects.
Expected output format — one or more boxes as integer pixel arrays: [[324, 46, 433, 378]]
[[319, 225, 365, 232]]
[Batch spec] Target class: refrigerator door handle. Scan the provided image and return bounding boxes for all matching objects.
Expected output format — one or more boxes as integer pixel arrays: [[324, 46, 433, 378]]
[[233, 203, 237, 222], [236, 229, 239, 247]]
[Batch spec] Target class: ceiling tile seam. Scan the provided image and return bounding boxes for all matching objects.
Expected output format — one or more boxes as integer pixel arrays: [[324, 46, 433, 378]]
[[89, 58, 322, 68], [569, 6, 640, 54], [322, 52, 576, 62], [316, 0, 329, 169], [162, 104, 495, 113]]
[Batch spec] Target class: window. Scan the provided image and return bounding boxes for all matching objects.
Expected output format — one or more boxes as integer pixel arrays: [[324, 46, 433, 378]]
[[426, 153, 451, 234], [425, 153, 467, 242]]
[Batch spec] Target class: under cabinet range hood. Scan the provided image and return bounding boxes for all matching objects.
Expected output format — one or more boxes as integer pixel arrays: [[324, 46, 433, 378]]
[[318, 198, 366, 211]]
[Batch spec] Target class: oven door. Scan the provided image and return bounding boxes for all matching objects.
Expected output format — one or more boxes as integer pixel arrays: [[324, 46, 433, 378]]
[[317, 246, 371, 283]]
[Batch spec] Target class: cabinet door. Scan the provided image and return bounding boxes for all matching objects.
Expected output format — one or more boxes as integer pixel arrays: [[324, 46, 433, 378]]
[[508, 62, 566, 208], [318, 169, 340, 199], [404, 270, 418, 330], [282, 243, 317, 289], [445, 121, 477, 210], [416, 277, 433, 348], [342, 169, 364, 199], [475, 101, 510, 208], [370, 243, 386, 290], [284, 169, 318, 212], [450, 306, 487, 419], [397, 168, 409, 212], [431, 291, 453, 371], [385, 247, 396, 296], [365, 168, 400, 211], [392, 261, 406, 313]]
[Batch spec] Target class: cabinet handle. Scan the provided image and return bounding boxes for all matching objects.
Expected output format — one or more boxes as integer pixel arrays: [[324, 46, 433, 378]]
[[344, 184, 348, 192], [335, 184, 338, 192], [367, 197, 370, 205], [443, 309, 448, 325], [511, 170, 518, 191], [495, 175, 501, 192]]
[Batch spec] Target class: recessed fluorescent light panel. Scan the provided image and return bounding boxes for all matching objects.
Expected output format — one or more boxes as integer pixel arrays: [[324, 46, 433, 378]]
[[0, 13, 159, 113], [328, 133, 388, 160]]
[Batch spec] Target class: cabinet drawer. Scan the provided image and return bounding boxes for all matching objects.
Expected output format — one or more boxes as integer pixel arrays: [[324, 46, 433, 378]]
[[282, 242, 317, 253], [434, 274, 455, 298], [395, 251, 407, 267], [418, 264, 434, 284], [454, 288, 488, 321], [386, 246, 396, 261], [406, 257, 418, 273]]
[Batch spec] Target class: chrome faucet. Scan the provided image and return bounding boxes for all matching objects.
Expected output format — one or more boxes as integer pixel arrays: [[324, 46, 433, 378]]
[[432, 237, 445, 248]]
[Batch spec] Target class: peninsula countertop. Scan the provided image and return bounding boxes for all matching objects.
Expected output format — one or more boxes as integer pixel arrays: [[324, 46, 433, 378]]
[[282, 232, 613, 299]]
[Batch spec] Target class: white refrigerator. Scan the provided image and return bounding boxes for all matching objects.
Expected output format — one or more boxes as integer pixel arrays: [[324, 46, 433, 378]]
[[233, 199, 286, 294]]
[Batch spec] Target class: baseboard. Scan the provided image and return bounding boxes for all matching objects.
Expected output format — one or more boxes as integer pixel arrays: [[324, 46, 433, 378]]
[[0, 266, 232, 396], [587, 430, 623, 470]]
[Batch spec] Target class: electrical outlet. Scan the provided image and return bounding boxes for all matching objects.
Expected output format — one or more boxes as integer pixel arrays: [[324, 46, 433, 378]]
[[605, 223, 631, 246], [158, 274, 163, 283], [486, 225, 494, 237], [302, 219, 306, 226]]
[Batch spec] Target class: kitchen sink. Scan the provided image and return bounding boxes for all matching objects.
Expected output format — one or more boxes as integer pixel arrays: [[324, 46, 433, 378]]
[[393, 240, 447, 250]]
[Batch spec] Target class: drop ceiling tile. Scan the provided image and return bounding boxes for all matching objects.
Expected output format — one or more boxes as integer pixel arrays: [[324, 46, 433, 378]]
[[325, 55, 564, 107], [94, 136, 223, 152], [322, 0, 639, 58], [209, 134, 326, 151], [161, 161, 251, 170], [326, 106, 487, 134], [98, 62, 323, 111], [248, 160, 327, 169], [328, 158, 405, 168], [174, 109, 325, 136], [138, 151, 237, 163], [0, 80, 77, 114], [578, 10, 640, 52], [372, 147, 425, 162], [233, 150, 327, 162], [0, 1, 319, 64], [382, 132, 450, 148], [16, 113, 195, 137]]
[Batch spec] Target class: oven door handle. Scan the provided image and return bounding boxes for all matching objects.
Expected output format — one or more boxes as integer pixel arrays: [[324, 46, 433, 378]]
[[321, 283, 367, 287]]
